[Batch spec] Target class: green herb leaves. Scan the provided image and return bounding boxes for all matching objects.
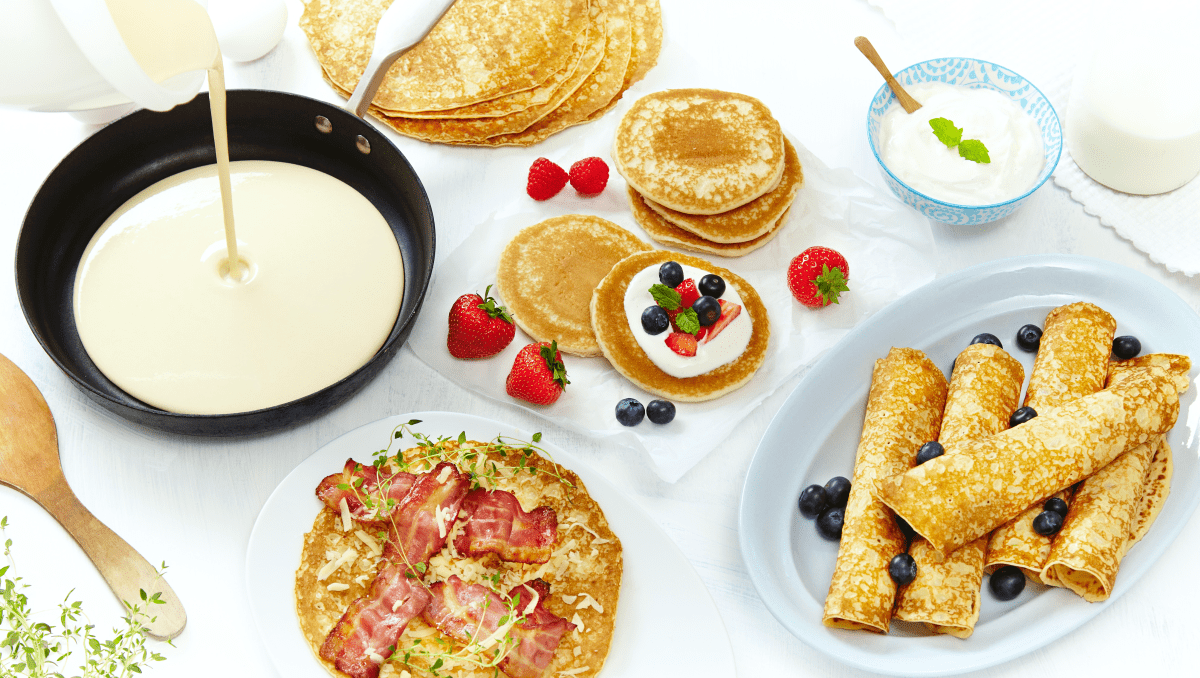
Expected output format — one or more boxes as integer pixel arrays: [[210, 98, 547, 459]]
[[929, 117, 991, 164], [674, 308, 700, 335], [648, 283, 681, 310]]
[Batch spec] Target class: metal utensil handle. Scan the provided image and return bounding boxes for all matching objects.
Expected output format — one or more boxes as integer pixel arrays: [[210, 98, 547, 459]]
[[346, 0, 459, 119]]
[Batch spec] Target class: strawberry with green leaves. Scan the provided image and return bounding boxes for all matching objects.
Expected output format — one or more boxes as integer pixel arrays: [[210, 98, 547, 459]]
[[506, 341, 569, 405], [447, 285, 516, 359], [787, 247, 850, 308]]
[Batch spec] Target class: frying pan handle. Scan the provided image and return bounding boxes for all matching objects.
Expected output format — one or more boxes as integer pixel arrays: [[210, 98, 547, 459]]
[[346, 0, 459, 119]]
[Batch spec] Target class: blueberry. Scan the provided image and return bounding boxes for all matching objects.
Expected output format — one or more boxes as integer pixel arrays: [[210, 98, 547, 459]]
[[1015, 324, 1042, 352], [698, 274, 726, 299], [646, 399, 675, 424], [824, 476, 851, 508], [895, 514, 917, 542], [693, 296, 721, 326], [1009, 406, 1037, 428], [970, 333, 1003, 349], [798, 485, 829, 518], [989, 565, 1026, 601], [615, 398, 644, 426], [1113, 335, 1142, 360], [1032, 509, 1064, 536], [1043, 497, 1069, 517], [659, 261, 684, 288], [641, 306, 669, 335], [915, 441, 944, 465], [888, 553, 918, 585], [816, 506, 845, 540]]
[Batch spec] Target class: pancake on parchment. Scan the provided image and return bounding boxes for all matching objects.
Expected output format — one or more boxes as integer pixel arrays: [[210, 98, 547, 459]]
[[628, 186, 788, 257], [590, 250, 769, 401], [613, 89, 785, 215], [497, 215, 651, 357], [296, 435, 622, 678], [641, 136, 803, 243]]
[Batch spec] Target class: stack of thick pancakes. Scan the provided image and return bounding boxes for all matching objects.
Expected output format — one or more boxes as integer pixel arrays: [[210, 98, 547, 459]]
[[615, 89, 803, 257], [496, 215, 769, 402], [300, 0, 662, 146]]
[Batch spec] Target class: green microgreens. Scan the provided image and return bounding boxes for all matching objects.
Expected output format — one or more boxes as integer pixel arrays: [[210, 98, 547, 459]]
[[476, 285, 514, 324], [929, 117, 991, 164], [0, 517, 170, 678], [396, 585, 526, 677]]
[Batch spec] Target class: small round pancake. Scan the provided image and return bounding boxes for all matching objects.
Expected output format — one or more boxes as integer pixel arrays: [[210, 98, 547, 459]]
[[643, 136, 803, 243], [591, 251, 769, 401], [497, 215, 651, 357], [628, 186, 789, 257], [613, 89, 785, 215]]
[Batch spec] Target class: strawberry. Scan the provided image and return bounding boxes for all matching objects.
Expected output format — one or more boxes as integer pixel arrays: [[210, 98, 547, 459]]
[[697, 300, 742, 344], [447, 285, 516, 359], [568, 157, 609, 195], [787, 246, 850, 308], [664, 332, 697, 357], [675, 279, 700, 308], [506, 341, 569, 405], [526, 158, 568, 201]]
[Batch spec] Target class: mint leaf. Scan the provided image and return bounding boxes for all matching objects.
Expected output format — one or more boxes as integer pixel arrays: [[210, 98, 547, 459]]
[[675, 308, 700, 335], [928, 117, 962, 148], [957, 138, 991, 164], [649, 283, 682, 310]]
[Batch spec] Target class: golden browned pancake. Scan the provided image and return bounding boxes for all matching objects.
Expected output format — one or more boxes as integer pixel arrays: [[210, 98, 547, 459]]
[[643, 137, 802, 243], [590, 250, 770, 401], [628, 186, 788, 257], [497, 215, 652, 357], [300, 0, 591, 113], [1129, 439, 1173, 547], [580, 0, 663, 123], [296, 437, 622, 678], [613, 89, 785, 215]]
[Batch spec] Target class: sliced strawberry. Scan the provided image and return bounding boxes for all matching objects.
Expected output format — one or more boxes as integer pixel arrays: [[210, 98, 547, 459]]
[[664, 332, 697, 357], [675, 279, 700, 308], [697, 300, 742, 345]]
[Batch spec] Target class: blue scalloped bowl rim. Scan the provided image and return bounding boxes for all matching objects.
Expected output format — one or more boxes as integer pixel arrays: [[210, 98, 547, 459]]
[[866, 57, 1063, 225]]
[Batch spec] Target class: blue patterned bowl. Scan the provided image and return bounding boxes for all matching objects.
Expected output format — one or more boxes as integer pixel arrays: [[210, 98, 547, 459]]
[[867, 58, 1062, 225]]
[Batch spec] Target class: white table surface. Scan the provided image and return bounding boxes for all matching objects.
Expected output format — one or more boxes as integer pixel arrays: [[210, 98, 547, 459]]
[[1, 1, 1198, 676]]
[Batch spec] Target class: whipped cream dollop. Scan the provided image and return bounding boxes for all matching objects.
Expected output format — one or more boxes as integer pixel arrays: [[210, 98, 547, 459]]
[[623, 263, 752, 378], [880, 82, 1044, 205]]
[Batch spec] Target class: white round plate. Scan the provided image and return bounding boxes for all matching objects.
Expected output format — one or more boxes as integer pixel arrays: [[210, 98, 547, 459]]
[[247, 411, 736, 677], [738, 254, 1200, 676]]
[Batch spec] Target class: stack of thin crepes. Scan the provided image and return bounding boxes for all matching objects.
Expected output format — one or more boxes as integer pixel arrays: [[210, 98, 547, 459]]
[[299, 0, 663, 145], [823, 302, 1191, 638]]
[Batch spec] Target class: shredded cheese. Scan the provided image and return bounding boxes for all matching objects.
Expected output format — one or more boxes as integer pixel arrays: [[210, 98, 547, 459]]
[[367, 650, 385, 664], [317, 547, 358, 581], [561, 594, 578, 605], [327, 583, 350, 592], [573, 646, 582, 657], [557, 667, 589, 676], [575, 593, 603, 613], [571, 612, 585, 633], [436, 465, 453, 483], [564, 521, 610, 545], [339, 497, 352, 532], [435, 504, 451, 539], [354, 529, 383, 556]]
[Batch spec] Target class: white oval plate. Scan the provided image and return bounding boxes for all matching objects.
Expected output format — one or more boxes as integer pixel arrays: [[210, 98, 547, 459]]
[[738, 254, 1200, 676], [247, 411, 736, 677]]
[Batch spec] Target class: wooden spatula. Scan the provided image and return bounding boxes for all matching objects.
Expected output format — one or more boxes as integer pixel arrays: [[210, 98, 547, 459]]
[[0, 353, 185, 640]]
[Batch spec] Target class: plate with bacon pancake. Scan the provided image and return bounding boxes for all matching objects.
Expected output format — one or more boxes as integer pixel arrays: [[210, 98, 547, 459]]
[[247, 412, 734, 678]]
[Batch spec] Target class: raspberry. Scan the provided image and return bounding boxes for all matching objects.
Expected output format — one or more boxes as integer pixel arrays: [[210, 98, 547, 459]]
[[526, 158, 568, 201], [568, 157, 609, 195]]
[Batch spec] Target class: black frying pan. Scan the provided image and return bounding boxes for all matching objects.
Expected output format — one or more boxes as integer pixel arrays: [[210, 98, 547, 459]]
[[14, 90, 435, 436]]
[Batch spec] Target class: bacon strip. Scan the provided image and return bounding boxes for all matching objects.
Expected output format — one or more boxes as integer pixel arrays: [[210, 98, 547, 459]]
[[383, 461, 471, 568], [316, 459, 416, 523], [422, 576, 575, 678], [453, 488, 558, 564], [319, 563, 433, 678]]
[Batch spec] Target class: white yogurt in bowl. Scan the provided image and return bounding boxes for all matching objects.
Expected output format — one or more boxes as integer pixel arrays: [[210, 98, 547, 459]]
[[622, 263, 752, 378], [879, 83, 1044, 206]]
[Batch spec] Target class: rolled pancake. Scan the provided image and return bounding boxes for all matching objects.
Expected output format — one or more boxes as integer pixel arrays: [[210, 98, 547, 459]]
[[893, 344, 1023, 638], [1038, 354, 1192, 599], [1130, 440, 1172, 547], [880, 368, 1181, 556], [823, 348, 947, 634], [985, 302, 1117, 582]]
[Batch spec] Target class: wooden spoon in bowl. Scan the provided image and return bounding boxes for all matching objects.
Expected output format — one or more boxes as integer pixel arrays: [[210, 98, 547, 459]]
[[0, 352, 186, 640], [854, 36, 923, 113]]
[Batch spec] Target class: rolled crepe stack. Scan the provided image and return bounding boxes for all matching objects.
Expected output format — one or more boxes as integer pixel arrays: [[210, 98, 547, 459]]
[[1039, 353, 1191, 601], [893, 344, 1023, 638], [823, 348, 947, 633], [984, 302, 1117, 583], [878, 366, 1181, 557]]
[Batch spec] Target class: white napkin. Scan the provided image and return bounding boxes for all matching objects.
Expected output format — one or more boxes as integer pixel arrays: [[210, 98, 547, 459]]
[[869, 0, 1200, 276], [407, 138, 936, 482]]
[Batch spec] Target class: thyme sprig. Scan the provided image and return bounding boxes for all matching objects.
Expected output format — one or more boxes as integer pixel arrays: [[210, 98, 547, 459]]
[[0, 517, 169, 678]]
